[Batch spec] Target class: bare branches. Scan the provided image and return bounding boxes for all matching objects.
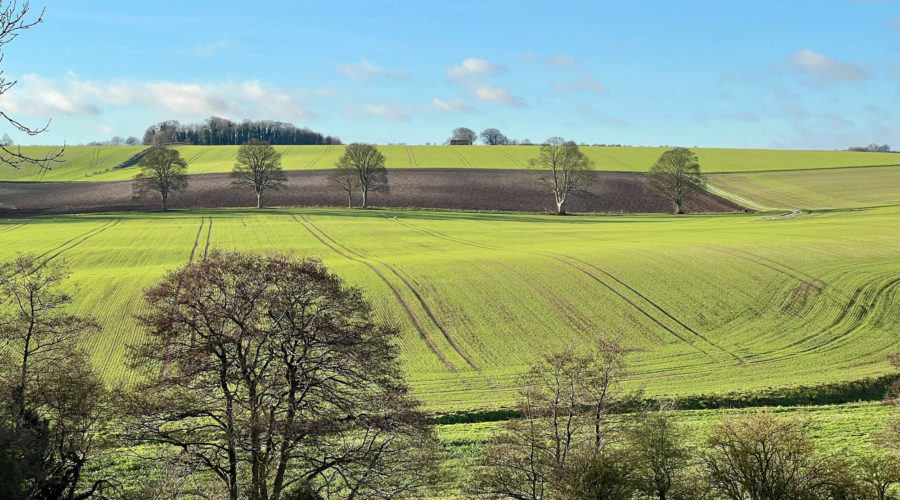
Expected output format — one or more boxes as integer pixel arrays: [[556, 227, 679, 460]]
[[0, 2, 65, 169], [528, 137, 593, 215]]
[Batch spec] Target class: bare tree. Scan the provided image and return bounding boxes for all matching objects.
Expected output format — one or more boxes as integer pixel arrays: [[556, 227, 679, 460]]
[[124, 252, 439, 500], [645, 147, 706, 214], [0, 2, 63, 169], [329, 161, 356, 208], [626, 402, 691, 500], [703, 412, 856, 500], [528, 137, 593, 215], [132, 147, 188, 210], [480, 128, 509, 145], [335, 143, 388, 209], [231, 139, 286, 208], [124, 136, 139, 146], [470, 341, 632, 499], [450, 127, 476, 144], [0, 255, 111, 500]]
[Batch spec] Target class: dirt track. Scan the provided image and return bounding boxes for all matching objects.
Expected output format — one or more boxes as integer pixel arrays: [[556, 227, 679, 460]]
[[0, 169, 745, 216]]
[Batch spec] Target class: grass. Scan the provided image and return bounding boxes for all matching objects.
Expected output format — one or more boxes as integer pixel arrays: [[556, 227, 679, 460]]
[[709, 165, 900, 210], [1, 206, 898, 413], [2, 145, 899, 182]]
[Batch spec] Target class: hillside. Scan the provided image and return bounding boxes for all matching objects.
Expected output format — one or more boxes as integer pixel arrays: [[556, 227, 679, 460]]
[[1, 145, 899, 182]]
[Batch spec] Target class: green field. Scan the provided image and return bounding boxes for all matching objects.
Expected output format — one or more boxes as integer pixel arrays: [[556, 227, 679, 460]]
[[2, 145, 899, 182], [709, 165, 900, 210], [1, 205, 898, 412]]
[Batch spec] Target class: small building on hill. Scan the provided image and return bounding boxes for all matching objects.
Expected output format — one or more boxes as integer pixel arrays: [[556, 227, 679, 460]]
[[450, 139, 473, 145]]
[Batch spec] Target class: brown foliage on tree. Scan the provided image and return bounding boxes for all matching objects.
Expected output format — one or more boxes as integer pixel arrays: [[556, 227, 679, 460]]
[[123, 251, 439, 500]]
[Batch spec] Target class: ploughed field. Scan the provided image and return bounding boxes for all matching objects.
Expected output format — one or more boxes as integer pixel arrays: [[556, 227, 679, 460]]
[[1, 206, 898, 413], [2, 145, 899, 182], [0, 169, 743, 215]]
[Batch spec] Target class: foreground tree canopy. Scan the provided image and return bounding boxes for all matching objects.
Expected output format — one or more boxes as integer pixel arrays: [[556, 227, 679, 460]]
[[124, 251, 438, 500], [645, 147, 706, 214], [132, 146, 188, 210]]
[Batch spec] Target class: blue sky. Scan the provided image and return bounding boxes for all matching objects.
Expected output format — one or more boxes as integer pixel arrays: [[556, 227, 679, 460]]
[[3, 0, 899, 148]]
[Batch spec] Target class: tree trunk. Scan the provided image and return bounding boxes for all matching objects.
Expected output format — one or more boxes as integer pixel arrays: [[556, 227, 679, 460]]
[[556, 198, 566, 215], [361, 188, 368, 209], [347, 191, 352, 208], [257, 191, 263, 209], [161, 193, 168, 211], [675, 199, 683, 214]]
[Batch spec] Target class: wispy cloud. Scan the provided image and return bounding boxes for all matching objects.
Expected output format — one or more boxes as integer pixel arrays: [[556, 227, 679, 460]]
[[553, 77, 606, 95], [446, 58, 506, 81], [524, 52, 607, 95], [337, 58, 409, 83], [431, 97, 477, 113], [0, 74, 318, 121], [788, 48, 871, 84], [346, 103, 410, 122], [188, 39, 237, 57]]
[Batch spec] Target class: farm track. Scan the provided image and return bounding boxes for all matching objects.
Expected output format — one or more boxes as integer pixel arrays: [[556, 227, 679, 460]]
[[188, 217, 205, 263], [0, 223, 24, 233], [299, 215, 480, 371], [389, 218, 737, 361], [405, 146, 418, 167], [36, 219, 120, 267], [291, 214, 459, 372], [305, 145, 334, 168], [203, 216, 213, 259], [499, 150, 526, 168], [449, 149, 471, 167]]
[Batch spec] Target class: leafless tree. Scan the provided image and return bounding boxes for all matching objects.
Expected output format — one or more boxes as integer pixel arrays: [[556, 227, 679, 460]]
[[645, 147, 706, 214], [0, 255, 111, 499], [0, 2, 64, 169], [329, 161, 357, 208], [231, 139, 286, 208], [528, 137, 593, 215], [703, 412, 857, 500], [335, 143, 388, 209], [469, 340, 633, 499], [132, 147, 188, 210], [123, 252, 440, 500], [480, 128, 509, 145], [450, 127, 476, 144], [124, 136, 139, 146]]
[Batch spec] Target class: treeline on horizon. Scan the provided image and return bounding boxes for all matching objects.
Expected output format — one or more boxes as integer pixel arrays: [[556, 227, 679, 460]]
[[140, 116, 342, 147]]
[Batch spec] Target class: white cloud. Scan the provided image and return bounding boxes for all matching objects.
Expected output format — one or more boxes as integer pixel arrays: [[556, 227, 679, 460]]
[[446, 58, 505, 81], [188, 39, 237, 57], [337, 58, 409, 83], [0, 74, 318, 121], [472, 83, 525, 106], [553, 77, 606, 95], [348, 103, 410, 122], [788, 49, 871, 83], [431, 97, 476, 113]]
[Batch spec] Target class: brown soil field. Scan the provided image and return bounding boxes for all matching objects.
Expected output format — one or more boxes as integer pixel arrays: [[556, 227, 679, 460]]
[[0, 169, 745, 216]]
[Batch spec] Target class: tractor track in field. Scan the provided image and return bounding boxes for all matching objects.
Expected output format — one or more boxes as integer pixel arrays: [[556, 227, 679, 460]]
[[186, 149, 208, 165], [0, 223, 24, 233], [405, 146, 418, 167], [203, 216, 213, 259], [449, 149, 471, 167], [291, 215, 463, 372], [188, 217, 205, 263], [36, 219, 120, 267], [499, 150, 527, 168], [390, 217, 737, 361], [300, 215, 480, 371], [305, 145, 334, 169]]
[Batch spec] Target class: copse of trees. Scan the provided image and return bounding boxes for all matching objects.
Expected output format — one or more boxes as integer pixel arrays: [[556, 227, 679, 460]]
[[849, 143, 893, 153], [142, 116, 341, 147], [480, 128, 509, 145]]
